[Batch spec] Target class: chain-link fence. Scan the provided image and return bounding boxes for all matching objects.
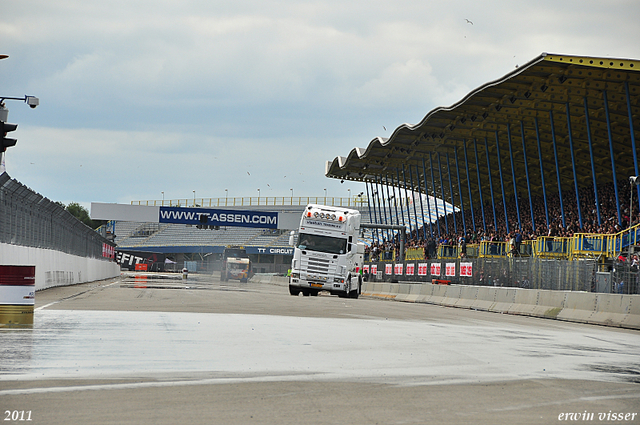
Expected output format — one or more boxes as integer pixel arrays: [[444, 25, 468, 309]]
[[610, 261, 640, 295], [365, 256, 629, 293], [0, 172, 114, 258]]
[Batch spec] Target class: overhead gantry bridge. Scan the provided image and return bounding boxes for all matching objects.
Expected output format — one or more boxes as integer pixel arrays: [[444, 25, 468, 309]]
[[325, 53, 640, 239]]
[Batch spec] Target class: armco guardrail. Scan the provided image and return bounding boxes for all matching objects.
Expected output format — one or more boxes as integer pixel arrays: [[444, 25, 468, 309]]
[[362, 281, 640, 329]]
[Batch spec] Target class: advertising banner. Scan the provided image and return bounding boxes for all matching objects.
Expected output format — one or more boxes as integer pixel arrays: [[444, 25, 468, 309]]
[[460, 262, 473, 277], [405, 263, 415, 276], [0, 265, 35, 325], [446, 263, 456, 277], [394, 263, 404, 275], [159, 207, 278, 229], [430, 263, 441, 276], [102, 243, 115, 260], [418, 263, 428, 276], [385, 264, 393, 275], [116, 250, 166, 271], [245, 247, 293, 255]]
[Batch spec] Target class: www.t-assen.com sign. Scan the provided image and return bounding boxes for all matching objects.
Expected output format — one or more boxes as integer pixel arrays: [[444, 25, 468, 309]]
[[159, 207, 278, 229]]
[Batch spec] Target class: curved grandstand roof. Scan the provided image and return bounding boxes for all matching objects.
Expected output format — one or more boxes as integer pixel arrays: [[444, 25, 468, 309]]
[[325, 53, 640, 208]]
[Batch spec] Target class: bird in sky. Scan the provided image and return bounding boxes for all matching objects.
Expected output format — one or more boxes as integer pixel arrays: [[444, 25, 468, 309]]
[[247, 171, 250, 175], [465, 19, 473, 25], [383, 126, 386, 131]]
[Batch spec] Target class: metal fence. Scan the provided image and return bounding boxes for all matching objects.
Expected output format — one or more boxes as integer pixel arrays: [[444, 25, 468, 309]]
[[0, 173, 114, 258], [611, 262, 640, 295], [365, 256, 631, 293]]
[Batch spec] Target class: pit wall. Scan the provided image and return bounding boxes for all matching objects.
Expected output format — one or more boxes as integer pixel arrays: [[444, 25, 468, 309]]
[[362, 281, 640, 330], [0, 243, 120, 291]]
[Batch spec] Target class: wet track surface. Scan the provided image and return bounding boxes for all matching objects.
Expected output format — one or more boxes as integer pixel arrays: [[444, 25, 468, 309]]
[[1, 273, 640, 424], [2, 306, 640, 385]]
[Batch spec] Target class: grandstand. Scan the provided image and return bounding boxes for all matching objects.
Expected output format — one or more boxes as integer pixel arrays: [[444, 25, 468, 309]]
[[114, 222, 295, 250], [326, 53, 640, 243], [321, 53, 640, 293]]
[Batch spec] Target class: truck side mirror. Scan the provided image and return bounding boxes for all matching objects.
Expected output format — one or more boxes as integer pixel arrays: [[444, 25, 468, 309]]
[[289, 231, 295, 246]]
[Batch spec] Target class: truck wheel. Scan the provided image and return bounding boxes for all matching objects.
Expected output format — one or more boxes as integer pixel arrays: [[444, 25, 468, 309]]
[[289, 285, 301, 296]]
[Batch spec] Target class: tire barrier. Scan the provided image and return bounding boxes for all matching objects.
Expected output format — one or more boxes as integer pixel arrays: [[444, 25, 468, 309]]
[[361, 281, 640, 330]]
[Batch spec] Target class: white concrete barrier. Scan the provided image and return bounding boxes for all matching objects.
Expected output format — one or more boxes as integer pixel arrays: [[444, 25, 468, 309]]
[[622, 296, 640, 329], [402, 283, 423, 303], [1, 243, 119, 291], [417, 283, 434, 303], [471, 287, 496, 311], [442, 285, 462, 307], [557, 291, 597, 323], [508, 289, 540, 316], [362, 281, 396, 299], [490, 288, 517, 313], [534, 290, 566, 318], [394, 282, 412, 302], [456, 286, 479, 309], [587, 293, 630, 327], [359, 280, 640, 330], [428, 284, 449, 305]]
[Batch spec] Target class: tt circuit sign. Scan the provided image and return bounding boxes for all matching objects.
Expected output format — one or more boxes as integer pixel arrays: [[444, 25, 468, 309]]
[[90, 203, 299, 230]]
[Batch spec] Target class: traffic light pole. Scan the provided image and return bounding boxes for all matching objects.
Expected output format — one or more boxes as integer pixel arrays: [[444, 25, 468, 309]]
[[0, 95, 39, 173], [0, 54, 38, 172]]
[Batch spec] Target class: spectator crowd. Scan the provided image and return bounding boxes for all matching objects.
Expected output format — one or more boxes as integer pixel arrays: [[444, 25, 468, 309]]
[[365, 179, 640, 261]]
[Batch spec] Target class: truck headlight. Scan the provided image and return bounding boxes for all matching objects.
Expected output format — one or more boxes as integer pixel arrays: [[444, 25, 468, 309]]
[[334, 277, 344, 283], [292, 273, 299, 279]]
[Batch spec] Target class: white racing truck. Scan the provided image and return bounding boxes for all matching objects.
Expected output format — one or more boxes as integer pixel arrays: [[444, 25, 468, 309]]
[[288, 204, 365, 298]]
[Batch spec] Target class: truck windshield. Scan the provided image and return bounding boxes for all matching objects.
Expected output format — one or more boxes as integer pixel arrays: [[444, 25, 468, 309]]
[[224, 248, 248, 259], [297, 233, 347, 255]]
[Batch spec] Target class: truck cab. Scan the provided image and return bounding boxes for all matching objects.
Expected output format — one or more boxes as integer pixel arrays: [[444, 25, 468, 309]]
[[288, 204, 365, 297]]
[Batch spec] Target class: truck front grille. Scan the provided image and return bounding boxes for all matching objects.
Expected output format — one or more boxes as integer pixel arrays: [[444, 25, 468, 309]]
[[301, 256, 336, 281]]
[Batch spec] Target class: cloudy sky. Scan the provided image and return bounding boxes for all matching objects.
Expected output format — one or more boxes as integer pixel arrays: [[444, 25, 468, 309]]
[[2, 0, 639, 208]]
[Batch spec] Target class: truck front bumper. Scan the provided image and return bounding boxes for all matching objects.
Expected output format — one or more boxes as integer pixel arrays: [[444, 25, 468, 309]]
[[290, 275, 346, 292]]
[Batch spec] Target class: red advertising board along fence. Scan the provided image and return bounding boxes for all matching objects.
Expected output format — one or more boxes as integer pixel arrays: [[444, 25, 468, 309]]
[[0, 265, 36, 326]]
